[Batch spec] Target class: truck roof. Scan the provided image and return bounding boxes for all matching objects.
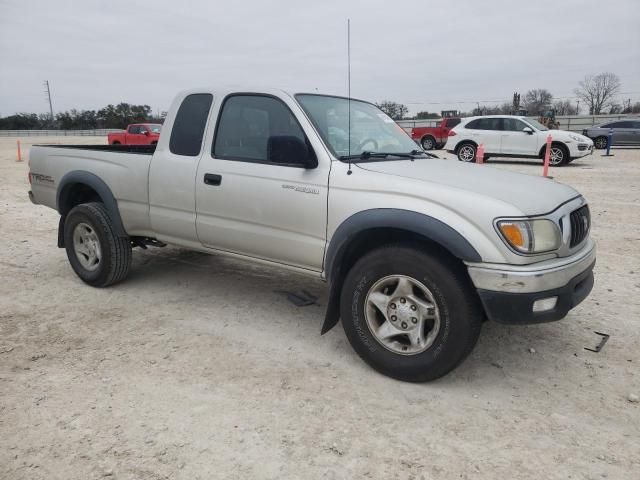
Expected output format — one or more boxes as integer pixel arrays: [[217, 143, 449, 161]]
[[174, 87, 369, 104]]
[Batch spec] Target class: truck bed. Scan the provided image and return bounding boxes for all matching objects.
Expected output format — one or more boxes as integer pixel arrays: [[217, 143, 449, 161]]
[[36, 144, 156, 155], [29, 144, 156, 237]]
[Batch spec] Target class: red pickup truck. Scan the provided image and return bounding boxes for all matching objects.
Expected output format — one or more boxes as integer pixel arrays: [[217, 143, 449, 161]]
[[108, 123, 162, 145], [410, 118, 461, 150]]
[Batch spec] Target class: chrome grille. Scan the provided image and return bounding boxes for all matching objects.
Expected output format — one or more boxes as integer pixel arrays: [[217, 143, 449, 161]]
[[569, 205, 590, 248]]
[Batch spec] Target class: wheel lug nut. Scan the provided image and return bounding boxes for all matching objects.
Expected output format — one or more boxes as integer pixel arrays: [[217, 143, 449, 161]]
[[401, 322, 408, 329], [390, 303, 396, 309], [411, 317, 417, 324], [391, 315, 397, 321], [400, 298, 406, 304], [410, 305, 417, 311]]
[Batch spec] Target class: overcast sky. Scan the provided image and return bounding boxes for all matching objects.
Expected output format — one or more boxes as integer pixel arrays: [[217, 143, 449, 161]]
[[1, 0, 639, 116]]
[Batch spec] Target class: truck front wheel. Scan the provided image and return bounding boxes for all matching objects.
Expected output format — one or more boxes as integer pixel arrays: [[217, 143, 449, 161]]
[[340, 244, 483, 382], [64, 202, 132, 287]]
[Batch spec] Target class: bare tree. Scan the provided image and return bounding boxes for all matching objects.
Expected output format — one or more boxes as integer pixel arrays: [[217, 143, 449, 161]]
[[553, 99, 578, 116], [574, 72, 621, 115], [523, 89, 553, 114], [375, 101, 409, 120]]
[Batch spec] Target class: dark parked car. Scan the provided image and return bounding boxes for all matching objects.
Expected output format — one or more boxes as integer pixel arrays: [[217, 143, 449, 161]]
[[583, 119, 640, 149]]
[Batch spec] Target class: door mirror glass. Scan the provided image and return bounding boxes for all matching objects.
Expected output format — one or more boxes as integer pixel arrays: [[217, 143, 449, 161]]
[[522, 127, 534, 134], [268, 136, 317, 168]]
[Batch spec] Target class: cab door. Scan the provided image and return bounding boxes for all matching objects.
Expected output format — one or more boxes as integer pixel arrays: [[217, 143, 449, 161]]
[[465, 117, 502, 153], [500, 118, 540, 155], [195, 94, 330, 272], [126, 125, 146, 145]]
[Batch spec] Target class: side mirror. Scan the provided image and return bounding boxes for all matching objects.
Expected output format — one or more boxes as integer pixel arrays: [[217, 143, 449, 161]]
[[267, 136, 317, 169], [522, 127, 534, 134], [142, 130, 149, 136]]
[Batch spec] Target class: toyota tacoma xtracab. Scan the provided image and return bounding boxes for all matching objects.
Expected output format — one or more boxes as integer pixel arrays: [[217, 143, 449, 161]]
[[28, 88, 596, 382]]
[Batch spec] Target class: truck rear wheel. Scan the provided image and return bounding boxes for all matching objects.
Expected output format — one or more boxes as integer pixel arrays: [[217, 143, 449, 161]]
[[421, 136, 436, 150], [64, 202, 132, 287], [340, 244, 483, 382]]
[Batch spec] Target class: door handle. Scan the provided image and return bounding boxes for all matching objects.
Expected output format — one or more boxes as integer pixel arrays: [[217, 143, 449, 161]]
[[204, 173, 222, 186]]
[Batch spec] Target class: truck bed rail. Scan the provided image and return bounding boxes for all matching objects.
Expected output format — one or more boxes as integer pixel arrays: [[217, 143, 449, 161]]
[[36, 144, 156, 155]]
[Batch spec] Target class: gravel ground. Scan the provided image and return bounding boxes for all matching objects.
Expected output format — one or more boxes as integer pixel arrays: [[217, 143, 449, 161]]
[[1, 136, 639, 480]]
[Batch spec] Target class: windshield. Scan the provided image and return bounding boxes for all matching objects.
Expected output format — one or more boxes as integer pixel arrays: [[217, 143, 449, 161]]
[[524, 118, 549, 131], [148, 124, 162, 133], [296, 94, 419, 158]]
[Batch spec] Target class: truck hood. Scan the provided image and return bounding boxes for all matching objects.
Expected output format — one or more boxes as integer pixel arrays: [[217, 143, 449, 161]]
[[356, 157, 579, 216]]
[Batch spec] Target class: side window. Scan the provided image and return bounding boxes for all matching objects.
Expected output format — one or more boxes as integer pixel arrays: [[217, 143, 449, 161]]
[[213, 95, 313, 166], [486, 118, 501, 130], [468, 118, 500, 130], [445, 118, 461, 128], [169, 93, 213, 156], [139, 125, 148, 133], [503, 118, 526, 131], [128, 125, 140, 134], [632, 121, 640, 129], [606, 121, 627, 128]]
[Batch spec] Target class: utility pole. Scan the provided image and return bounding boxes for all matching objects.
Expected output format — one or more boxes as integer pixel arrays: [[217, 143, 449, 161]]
[[44, 80, 54, 126], [576, 100, 580, 115]]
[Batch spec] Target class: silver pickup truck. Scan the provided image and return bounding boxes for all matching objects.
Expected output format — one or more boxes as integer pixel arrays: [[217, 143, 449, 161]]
[[28, 88, 596, 382]]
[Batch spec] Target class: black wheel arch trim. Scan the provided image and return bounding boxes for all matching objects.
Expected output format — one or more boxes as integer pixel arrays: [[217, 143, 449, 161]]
[[320, 208, 482, 334], [56, 171, 127, 246]]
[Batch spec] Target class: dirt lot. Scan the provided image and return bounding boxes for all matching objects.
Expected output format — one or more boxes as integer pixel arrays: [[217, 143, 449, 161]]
[[1, 136, 638, 480]]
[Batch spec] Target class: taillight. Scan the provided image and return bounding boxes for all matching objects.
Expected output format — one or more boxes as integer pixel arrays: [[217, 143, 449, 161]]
[[448, 130, 457, 136]]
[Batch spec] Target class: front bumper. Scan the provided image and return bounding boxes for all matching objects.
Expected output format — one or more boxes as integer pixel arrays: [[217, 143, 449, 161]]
[[568, 142, 594, 158], [467, 242, 596, 324]]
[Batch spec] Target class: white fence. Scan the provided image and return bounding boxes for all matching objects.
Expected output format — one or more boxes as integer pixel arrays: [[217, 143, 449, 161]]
[[397, 114, 637, 132], [0, 129, 121, 137]]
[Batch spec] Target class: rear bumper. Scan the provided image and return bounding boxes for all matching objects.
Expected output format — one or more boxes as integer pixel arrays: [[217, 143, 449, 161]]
[[467, 242, 596, 324]]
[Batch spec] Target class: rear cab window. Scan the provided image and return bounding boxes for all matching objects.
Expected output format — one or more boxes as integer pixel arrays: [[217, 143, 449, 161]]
[[169, 93, 214, 156]]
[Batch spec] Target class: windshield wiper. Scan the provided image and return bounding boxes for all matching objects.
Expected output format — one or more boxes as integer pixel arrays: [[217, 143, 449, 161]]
[[339, 150, 439, 162], [409, 149, 439, 159], [339, 151, 420, 161]]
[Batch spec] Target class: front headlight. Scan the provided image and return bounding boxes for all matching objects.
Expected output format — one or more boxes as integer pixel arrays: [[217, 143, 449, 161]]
[[568, 134, 583, 142], [497, 219, 561, 254]]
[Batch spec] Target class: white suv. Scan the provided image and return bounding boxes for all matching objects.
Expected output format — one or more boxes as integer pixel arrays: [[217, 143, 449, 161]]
[[445, 115, 594, 166]]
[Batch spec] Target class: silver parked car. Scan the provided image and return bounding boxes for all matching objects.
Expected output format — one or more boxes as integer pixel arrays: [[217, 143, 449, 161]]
[[582, 119, 640, 149]]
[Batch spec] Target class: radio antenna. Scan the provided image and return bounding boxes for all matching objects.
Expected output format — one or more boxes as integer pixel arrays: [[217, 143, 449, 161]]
[[347, 18, 352, 175]]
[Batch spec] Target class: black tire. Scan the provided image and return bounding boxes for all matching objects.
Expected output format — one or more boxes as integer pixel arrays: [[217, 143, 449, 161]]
[[112, 141, 121, 145], [151, 140, 158, 145], [456, 142, 477, 162], [421, 136, 436, 150], [435, 144, 445, 150], [340, 244, 483, 382], [547, 143, 569, 167], [64, 202, 132, 287], [593, 136, 608, 150]]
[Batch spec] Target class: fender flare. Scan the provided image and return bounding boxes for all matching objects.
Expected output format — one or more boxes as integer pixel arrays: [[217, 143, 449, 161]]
[[56, 170, 127, 238], [320, 209, 482, 334]]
